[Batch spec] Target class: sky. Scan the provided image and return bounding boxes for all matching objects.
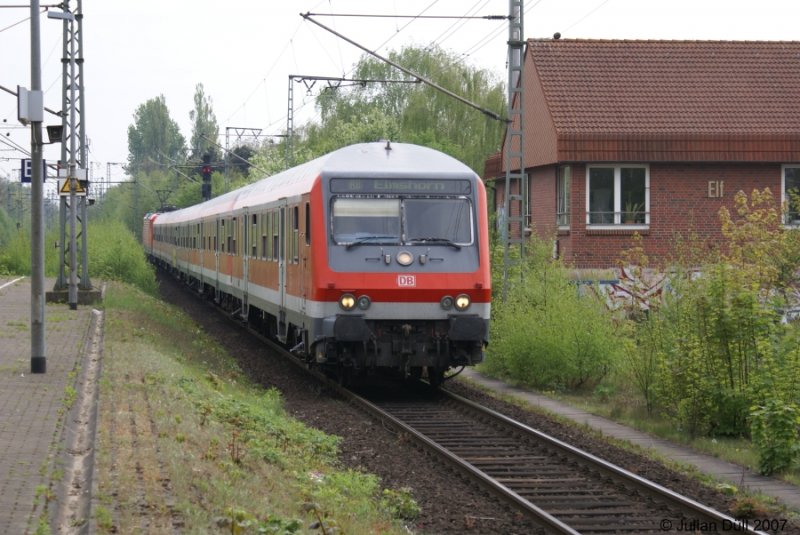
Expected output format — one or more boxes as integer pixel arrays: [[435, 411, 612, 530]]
[[1, 0, 799, 197]]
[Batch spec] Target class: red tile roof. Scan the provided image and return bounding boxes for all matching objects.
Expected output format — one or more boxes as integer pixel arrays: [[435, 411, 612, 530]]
[[530, 39, 800, 136], [502, 39, 800, 166]]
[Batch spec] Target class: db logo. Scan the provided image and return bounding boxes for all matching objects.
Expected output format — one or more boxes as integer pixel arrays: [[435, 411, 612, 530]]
[[397, 275, 416, 287]]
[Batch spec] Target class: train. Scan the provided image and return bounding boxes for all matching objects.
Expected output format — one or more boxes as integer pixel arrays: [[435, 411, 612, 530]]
[[142, 141, 491, 386]]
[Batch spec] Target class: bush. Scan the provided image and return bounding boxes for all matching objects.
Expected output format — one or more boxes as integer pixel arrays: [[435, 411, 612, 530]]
[[0, 228, 31, 275], [486, 238, 622, 390], [625, 189, 798, 438], [750, 399, 800, 475], [86, 220, 157, 294]]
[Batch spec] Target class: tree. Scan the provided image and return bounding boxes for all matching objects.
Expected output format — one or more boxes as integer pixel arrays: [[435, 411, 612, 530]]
[[189, 83, 220, 164], [306, 45, 506, 174], [229, 144, 255, 176], [127, 95, 186, 174]]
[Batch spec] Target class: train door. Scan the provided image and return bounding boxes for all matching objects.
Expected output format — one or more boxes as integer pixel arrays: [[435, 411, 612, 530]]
[[277, 201, 288, 342], [242, 208, 250, 319], [299, 203, 307, 315], [214, 217, 221, 301], [199, 220, 204, 288]]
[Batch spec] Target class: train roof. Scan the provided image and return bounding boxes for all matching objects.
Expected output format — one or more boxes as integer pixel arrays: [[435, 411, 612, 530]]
[[153, 142, 477, 225]]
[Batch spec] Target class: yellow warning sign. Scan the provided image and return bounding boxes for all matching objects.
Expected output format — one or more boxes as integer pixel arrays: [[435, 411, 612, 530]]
[[58, 178, 86, 196]]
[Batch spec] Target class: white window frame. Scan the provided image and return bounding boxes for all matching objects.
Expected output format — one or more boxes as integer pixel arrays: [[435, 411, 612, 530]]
[[556, 166, 571, 229], [585, 164, 650, 229], [782, 164, 800, 227]]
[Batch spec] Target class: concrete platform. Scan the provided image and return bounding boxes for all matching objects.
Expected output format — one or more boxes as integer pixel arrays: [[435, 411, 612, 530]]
[[45, 287, 103, 306], [0, 277, 98, 534]]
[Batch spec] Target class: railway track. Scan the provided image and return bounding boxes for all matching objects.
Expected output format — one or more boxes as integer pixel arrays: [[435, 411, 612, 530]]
[[344, 384, 766, 535], [166, 274, 767, 534]]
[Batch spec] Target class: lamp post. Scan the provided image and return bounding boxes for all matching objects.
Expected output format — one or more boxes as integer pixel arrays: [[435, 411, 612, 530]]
[[29, 0, 46, 373]]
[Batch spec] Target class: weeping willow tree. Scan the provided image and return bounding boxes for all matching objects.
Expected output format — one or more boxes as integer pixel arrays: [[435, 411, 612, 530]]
[[303, 45, 506, 175]]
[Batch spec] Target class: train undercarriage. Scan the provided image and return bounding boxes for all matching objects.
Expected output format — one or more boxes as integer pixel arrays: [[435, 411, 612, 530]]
[[158, 261, 485, 388]]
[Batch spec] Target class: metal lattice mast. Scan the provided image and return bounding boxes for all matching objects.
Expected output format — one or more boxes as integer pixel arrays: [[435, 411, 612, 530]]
[[76, 0, 90, 290], [54, 0, 90, 296], [286, 76, 295, 167], [286, 74, 420, 167], [501, 0, 526, 300]]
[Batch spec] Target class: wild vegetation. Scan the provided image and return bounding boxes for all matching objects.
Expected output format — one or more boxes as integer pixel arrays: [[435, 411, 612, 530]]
[[0, 213, 156, 295], [96, 282, 415, 533], [486, 188, 800, 477], [485, 239, 623, 391]]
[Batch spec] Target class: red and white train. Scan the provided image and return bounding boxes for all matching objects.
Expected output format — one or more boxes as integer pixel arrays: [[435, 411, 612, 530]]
[[143, 141, 491, 386]]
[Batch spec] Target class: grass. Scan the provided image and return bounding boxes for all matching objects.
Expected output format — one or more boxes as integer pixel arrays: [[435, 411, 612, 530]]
[[545, 387, 762, 470], [476, 363, 765, 469], [93, 281, 414, 534], [463, 370, 800, 513]]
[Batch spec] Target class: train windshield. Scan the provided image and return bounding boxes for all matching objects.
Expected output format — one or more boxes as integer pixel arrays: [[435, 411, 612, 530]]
[[332, 198, 401, 244], [404, 198, 472, 244], [332, 197, 473, 246]]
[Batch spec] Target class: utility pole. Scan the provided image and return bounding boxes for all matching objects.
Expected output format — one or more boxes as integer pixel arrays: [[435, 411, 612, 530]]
[[52, 0, 92, 305], [29, 0, 46, 373], [501, 0, 526, 300]]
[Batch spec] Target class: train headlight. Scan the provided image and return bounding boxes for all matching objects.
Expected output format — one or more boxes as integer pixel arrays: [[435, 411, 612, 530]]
[[396, 250, 414, 266], [339, 293, 356, 311], [357, 295, 371, 310], [440, 295, 454, 310], [454, 294, 471, 311]]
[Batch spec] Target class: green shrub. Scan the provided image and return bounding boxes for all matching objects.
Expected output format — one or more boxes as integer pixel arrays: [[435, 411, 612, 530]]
[[627, 190, 797, 438], [486, 238, 622, 390], [0, 215, 156, 295], [86, 220, 157, 294], [750, 399, 800, 475], [0, 228, 31, 275]]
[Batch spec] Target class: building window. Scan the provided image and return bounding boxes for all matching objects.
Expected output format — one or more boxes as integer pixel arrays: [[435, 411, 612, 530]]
[[556, 166, 571, 227], [783, 165, 800, 225], [586, 165, 648, 226]]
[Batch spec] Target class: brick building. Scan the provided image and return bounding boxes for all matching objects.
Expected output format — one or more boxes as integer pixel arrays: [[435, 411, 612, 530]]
[[485, 39, 800, 269]]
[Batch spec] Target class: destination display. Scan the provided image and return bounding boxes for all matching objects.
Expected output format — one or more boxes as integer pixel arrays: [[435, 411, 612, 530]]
[[330, 178, 472, 195]]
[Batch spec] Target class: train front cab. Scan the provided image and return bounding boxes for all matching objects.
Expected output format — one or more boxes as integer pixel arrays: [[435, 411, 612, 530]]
[[309, 173, 491, 384]]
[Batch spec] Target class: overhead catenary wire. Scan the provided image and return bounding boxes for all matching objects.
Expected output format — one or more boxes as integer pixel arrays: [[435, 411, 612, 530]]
[[301, 12, 507, 123], [305, 12, 510, 20], [227, 2, 510, 141], [427, 0, 490, 49], [224, 1, 548, 150]]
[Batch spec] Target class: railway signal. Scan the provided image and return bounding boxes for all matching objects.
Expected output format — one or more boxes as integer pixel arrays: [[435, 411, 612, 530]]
[[201, 153, 212, 201]]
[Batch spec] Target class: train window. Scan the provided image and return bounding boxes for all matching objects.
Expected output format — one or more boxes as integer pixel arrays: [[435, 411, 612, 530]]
[[231, 219, 235, 254], [272, 211, 279, 261], [404, 198, 473, 245], [332, 198, 400, 244], [251, 214, 257, 258], [292, 206, 299, 263], [305, 202, 311, 245], [266, 212, 272, 260]]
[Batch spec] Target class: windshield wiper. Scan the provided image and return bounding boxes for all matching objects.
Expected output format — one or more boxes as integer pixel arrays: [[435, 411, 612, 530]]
[[407, 237, 462, 250], [345, 235, 398, 250]]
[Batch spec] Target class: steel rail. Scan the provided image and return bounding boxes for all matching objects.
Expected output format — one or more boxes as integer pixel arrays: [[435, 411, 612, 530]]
[[438, 388, 766, 534], [340, 386, 580, 533]]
